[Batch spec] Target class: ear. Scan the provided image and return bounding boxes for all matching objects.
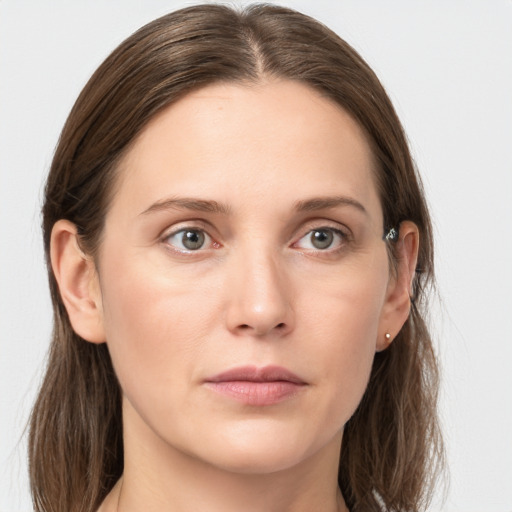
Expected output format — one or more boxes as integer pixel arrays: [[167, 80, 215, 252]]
[[50, 220, 105, 343], [376, 221, 419, 351]]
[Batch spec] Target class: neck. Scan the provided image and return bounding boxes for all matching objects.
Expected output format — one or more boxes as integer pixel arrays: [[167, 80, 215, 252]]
[[99, 401, 348, 512]]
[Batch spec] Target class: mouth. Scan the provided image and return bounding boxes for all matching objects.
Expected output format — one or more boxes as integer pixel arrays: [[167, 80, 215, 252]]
[[203, 365, 307, 406]]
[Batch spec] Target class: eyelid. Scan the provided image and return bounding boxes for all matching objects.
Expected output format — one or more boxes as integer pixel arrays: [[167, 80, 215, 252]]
[[159, 217, 218, 241], [294, 218, 351, 239]]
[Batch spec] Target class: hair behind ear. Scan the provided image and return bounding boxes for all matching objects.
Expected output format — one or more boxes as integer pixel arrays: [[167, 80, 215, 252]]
[[29, 322, 123, 512], [339, 306, 443, 511]]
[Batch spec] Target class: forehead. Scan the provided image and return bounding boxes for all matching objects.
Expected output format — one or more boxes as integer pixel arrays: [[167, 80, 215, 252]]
[[112, 80, 382, 225]]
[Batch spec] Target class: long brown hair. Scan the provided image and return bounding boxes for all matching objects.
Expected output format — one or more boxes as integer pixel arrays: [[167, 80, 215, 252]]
[[30, 4, 444, 511]]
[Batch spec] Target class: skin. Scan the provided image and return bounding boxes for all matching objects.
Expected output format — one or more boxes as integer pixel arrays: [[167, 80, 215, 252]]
[[51, 80, 418, 512]]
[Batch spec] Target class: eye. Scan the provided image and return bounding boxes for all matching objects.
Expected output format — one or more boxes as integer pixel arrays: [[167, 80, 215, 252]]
[[164, 228, 211, 251], [294, 227, 346, 251]]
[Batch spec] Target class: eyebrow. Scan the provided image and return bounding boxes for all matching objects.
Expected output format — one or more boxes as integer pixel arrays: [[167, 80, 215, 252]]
[[293, 196, 368, 215], [139, 195, 367, 217], [139, 197, 231, 216]]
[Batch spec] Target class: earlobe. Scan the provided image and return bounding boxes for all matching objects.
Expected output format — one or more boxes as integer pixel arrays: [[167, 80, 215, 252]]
[[50, 220, 105, 343], [376, 221, 419, 352]]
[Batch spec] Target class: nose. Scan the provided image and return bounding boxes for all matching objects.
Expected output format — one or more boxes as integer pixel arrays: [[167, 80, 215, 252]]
[[224, 248, 294, 338]]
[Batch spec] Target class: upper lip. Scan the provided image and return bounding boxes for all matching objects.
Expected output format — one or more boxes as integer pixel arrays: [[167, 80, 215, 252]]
[[205, 365, 306, 384]]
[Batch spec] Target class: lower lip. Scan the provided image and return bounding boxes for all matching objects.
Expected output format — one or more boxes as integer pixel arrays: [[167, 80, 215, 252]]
[[204, 381, 305, 405]]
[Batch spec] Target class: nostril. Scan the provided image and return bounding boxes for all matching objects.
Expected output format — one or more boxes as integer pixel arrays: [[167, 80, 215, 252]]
[[236, 322, 287, 334]]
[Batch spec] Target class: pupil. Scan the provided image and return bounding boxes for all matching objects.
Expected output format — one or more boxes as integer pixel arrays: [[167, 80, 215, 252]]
[[182, 230, 204, 250], [311, 230, 333, 249]]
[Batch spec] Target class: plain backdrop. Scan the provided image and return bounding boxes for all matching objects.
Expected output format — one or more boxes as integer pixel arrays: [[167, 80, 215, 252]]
[[1, 1, 511, 511]]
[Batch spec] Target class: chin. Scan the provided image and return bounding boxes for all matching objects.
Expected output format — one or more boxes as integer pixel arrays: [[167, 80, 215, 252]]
[[211, 446, 309, 475], [193, 422, 334, 475]]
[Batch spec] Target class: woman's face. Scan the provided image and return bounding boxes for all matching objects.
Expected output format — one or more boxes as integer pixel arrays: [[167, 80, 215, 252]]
[[94, 80, 395, 474]]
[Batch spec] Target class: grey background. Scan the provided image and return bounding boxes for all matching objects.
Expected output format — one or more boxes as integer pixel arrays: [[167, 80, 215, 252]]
[[1, 1, 511, 510]]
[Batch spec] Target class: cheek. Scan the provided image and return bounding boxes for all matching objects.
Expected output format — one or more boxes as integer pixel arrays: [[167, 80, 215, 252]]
[[301, 253, 388, 345], [98, 250, 220, 405], [298, 258, 388, 419]]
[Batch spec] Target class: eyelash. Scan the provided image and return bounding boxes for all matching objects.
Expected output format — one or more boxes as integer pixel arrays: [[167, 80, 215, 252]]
[[161, 224, 350, 256]]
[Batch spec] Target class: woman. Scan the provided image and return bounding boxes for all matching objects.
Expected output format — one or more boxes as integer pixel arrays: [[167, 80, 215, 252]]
[[29, 4, 443, 512]]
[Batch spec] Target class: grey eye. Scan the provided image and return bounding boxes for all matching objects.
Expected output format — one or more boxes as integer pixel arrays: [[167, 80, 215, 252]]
[[181, 230, 205, 250], [310, 229, 334, 249]]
